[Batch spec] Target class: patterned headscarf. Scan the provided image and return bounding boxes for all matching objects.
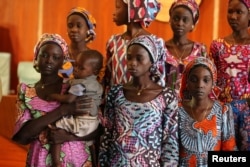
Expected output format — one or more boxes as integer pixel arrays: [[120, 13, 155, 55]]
[[123, 0, 161, 27], [180, 57, 221, 100], [33, 33, 69, 72], [234, 0, 250, 9], [67, 7, 96, 43], [127, 35, 166, 86], [169, 0, 199, 25]]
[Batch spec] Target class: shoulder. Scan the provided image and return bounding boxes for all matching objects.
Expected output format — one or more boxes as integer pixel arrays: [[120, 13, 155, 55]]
[[161, 87, 177, 103], [106, 34, 123, 45], [214, 101, 232, 114]]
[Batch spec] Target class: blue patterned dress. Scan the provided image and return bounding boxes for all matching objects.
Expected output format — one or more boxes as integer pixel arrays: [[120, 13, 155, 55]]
[[99, 84, 179, 167]]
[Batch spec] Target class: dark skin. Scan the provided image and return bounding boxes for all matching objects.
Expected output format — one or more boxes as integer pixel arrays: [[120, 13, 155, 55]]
[[225, 0, 250, 105], [165, 6, 195, 61], [182, 66, 214, 122], [124, 44, 163, 102], [12, 43, 100, 146], [113, 0, 151, 40], [67, 13, 90, 60], [225, 0, 250, 44]]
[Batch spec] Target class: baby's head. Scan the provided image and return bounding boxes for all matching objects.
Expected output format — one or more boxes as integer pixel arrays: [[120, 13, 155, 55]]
[[73, 49, 103, 79]]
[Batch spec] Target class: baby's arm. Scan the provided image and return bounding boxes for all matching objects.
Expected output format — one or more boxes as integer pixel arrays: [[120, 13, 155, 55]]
[[49, 93, 77, 103]]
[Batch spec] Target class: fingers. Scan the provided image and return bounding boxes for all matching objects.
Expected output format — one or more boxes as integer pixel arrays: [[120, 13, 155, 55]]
[[48, 124, 58, 130]]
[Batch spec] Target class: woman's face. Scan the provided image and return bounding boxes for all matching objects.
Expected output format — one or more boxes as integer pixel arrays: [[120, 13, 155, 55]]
[[170, 6, 194, 37], [187, 66, 213, 100], [67, 14, 88, 43], [113, 0, 128, 26], [126, 44, 152, 78], [227, 0, 250, 31], [37, 43, 64, 76]]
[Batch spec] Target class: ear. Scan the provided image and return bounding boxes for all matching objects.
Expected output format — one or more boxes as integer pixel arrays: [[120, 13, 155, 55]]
[[190, 25, 195, 32]]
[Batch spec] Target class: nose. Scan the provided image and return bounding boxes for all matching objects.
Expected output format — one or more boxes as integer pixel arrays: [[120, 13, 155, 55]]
[[45, 55, 53, 63], [229, 12, 237, 20], [196, 80, 205, 88]]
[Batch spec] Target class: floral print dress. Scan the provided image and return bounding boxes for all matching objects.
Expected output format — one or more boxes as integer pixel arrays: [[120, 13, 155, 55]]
[[13, 83, 91, 167], [209, 38, 250, 151], [99, 84, 179, 167], [179, 101, 237, 167], [166, 42, 207, 100]]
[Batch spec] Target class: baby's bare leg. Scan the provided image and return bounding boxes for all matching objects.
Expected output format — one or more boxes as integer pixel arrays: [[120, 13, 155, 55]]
[[51, 144, 61, 167]]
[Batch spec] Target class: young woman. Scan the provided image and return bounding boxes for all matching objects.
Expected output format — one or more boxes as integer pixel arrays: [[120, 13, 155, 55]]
[[12, 33, 96, 167], [209, 0, 250, 151], [179, 57, 237, 167], [99, 35, 179, 166], [104, 0, 166, 95], [165, 0, 207, 100]]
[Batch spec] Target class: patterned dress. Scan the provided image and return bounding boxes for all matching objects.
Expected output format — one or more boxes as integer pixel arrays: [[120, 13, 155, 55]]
[[99, 85, 179, 167], [209, 39, 250, 150], [166, 42, 207, 99], [13, 83, 91, 167], [179, 101, 237, 167], [105, 34, 166, 92]]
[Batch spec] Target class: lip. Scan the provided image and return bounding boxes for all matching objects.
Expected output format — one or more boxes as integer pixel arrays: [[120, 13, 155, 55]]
[[194, 91, 204, 96], [128, 69, 137, 73], [69, 34, 78, 39]]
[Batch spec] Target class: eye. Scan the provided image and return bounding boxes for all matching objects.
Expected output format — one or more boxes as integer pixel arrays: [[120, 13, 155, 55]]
[[189, 76, 197, 83], [203, 77, 212, 83], [172, 16, 180, 22], [67, 23, 73, 28], [77, 23, 83, 28]]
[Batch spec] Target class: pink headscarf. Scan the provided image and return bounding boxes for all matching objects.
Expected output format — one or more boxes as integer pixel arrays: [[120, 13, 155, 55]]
[[123, 0, 161, 27], [180, 57, 221, 100], [33, 33, 70, 72], [169, 0, 199, 25]]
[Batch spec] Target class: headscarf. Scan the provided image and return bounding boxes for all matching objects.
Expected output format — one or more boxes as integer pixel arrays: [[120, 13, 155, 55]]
[[236, 0, 250, 9], [179, 57, 221, 100], [169, 0, 199, 25], [67, 7, 96, 43], [123, 0, 161, 27], [33, 33, 69, 72], [127, 35, 166, 86]]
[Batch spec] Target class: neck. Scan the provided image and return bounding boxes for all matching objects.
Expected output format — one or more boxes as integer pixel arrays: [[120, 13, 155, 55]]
[[132, 76, 153, 89], [172, 36, 189, 46], [232, 30, 250, 40], [190, 97, 211, 109]]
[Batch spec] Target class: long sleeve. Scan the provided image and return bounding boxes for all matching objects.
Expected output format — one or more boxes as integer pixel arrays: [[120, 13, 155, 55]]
[[160, 88, 179, 166], [99, 85, 119, 167], [221, 103, 237, 151]]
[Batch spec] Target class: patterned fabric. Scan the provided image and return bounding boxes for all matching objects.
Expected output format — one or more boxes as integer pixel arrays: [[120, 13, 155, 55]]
[[165, 42, 207, 100], [67, 7, 96, 43], [123, 0, 161, 27], [230, 0, 250, 9], [179, 56, 221, 100], [209, 38, 250, 151], [128, 35, 166, 86], [179, 101, 237, 167], [209, 38, 250, 102], [99, 84, 179, 166], [169, 0, 200, 25], [105, 34, 167, 94], [13, 83, 91, 167], [33, 33, 69, 67]]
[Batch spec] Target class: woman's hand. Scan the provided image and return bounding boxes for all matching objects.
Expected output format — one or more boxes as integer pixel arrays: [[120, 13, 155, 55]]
[[48, 125, 77, 144], [75, 95, 94, 114]]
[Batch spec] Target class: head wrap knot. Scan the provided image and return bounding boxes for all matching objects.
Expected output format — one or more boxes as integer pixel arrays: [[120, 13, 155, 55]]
[[169, 0, 200, 25], [67, 7, 96, 43], [123, 0, 161, 27], [180, 57, 221, 100], [127, 35, 166, 86], [33, 33, 69, 72]]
